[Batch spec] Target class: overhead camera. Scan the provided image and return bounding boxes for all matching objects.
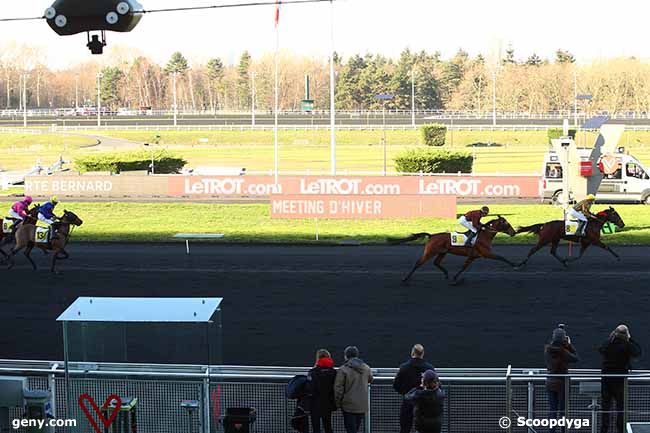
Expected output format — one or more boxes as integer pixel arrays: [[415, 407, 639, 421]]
[[86, 33, 107, 55]]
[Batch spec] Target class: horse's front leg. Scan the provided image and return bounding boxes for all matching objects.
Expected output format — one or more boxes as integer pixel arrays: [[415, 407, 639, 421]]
[[50, 249, 59, 274], [55, 249, 69, 260], [565, 239, 591, 264], [481, 251, 519, 268], [452, 256, 476, 283], [593, 240, 620, 261]]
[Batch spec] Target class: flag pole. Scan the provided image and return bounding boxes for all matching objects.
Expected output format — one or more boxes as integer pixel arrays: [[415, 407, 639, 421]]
[[274, 1, 280, 184]]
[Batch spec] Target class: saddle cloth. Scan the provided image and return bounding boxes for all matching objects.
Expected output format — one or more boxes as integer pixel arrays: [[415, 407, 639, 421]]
[[564, 219, 580, 235], [35, 226, 50, 244], [2, 219, 13, 234], [450, 232, 477, 246]]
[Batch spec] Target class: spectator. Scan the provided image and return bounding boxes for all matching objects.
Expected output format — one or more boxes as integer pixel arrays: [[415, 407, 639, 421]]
[[544, 326, 579, 432], [405, 370, 445, 433], [308, 349, 337, 433], [334, 346, 373, 433], [599, 325, 642, 433], [393, 344, 435, 433]]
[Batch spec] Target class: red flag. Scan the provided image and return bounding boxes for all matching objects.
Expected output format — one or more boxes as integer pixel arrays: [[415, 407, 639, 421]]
[[275, 0, 280, 27]]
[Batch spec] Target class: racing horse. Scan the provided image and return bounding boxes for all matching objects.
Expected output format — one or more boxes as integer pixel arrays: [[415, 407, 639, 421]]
[[516, 207, 625, 267], [392, 216, 518, 284], [7, 210, 83, 273], [0, 206, 40, 263]]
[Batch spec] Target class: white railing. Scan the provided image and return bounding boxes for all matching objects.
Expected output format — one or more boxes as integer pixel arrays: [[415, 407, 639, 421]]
[[2, 108, 650, 119], [46, 124, 650, 133]]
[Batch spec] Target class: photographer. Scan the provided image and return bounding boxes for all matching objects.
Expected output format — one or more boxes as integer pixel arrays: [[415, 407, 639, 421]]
[[405, 370, 445, 433], [599, 325, 642, 433], [544, 325, 579, 432]]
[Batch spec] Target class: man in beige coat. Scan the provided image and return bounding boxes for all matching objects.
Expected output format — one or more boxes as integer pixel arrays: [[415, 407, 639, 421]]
[[334, 346, 374, 433]]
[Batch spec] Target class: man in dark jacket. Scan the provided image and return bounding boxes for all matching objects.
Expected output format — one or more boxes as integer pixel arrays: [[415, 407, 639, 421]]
[[599, 325, 642, 433], [544, 327, 579, 432], [405, 370, 445, 433], [308, 349, 337, 433], [393, 344, 435, 433]]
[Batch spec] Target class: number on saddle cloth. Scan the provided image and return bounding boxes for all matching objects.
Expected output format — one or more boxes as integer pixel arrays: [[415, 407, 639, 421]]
[[35, 227, 50, 244], [450, 232, 470, 246], [2, 219, 13, 234], [564, 219, 580, 235]]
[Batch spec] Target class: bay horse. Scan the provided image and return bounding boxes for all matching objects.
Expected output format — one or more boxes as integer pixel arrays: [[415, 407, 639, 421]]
[[392, 216, 518, 284], [516, 207, 625, 267], [7, 210, 83, 273], [0, 206, 40, 263]]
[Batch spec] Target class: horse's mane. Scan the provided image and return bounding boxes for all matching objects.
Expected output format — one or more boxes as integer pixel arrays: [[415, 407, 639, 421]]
[[484, 217, 503, 226]]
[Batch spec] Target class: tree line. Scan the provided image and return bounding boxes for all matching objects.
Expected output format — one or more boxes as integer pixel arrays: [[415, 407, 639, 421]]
[[1, 41, 650, 114]]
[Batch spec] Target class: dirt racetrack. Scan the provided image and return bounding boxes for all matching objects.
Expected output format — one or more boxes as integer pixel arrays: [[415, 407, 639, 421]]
[[1, 243, 648, 369]]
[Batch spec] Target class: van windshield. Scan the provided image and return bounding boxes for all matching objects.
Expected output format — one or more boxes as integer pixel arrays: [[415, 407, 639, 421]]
[[545, 163, 563, 179], [626, 162, 649, 180]]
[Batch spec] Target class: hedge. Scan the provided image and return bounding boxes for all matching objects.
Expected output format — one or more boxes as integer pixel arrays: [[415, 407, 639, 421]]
[[420, 124, 447, 146], [394, 149, 473, 173], [74, 150, 187, 174], [547, 128, 577, 144]]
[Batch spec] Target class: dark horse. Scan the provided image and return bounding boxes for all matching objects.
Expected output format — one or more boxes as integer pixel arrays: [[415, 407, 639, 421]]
[[0, 206, 40, 263], [392, 216, 518, 284], [7, 210, 83, 273], [516, 207, 625, 267]]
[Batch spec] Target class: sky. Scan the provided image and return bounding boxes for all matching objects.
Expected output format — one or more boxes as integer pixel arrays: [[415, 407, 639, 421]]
[[1, 0, 649, 69]]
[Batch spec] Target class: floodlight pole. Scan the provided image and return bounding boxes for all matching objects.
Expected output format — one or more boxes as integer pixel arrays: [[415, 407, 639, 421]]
[[573, 71, 578, 127], [251, 71, 256, 127], [329, 0, 337, 175], [411, 68, 416, 128], [75, 74, 79, 109], [492, 70, 497, 126], [96, 72, 102, 128], [22, 74, 28, 128], [274, 21, 280, 184], [172, 72, 178, 127]]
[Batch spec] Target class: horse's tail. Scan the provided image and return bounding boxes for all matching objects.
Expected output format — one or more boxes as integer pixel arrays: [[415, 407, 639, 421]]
[[387, 232, 433, 245], [516, 224, 544, 235]]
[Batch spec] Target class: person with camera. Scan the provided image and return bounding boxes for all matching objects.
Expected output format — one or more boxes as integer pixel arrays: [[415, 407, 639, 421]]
[[405, 370, 445, 433], [599, 325, 642, 433], [544, 325, 579, 432]]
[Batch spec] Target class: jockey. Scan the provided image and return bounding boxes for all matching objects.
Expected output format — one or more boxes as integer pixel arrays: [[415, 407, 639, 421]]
[[567, 194, 596, 236], [458, 206, 489, 246], [38, 196, 59, 226], [8, 196, 33, 223]]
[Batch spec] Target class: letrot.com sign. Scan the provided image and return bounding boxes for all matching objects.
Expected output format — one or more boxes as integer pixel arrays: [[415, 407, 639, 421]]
[[271, 195, 456, 219], [169, 175, 541, 198]]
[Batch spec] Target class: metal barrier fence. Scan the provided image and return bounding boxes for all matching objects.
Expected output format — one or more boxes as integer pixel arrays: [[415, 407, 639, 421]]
[[1, 361, 649, 433]]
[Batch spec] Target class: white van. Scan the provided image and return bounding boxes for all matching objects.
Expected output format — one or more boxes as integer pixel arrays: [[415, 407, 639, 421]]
[[542, 147, 650, 204]]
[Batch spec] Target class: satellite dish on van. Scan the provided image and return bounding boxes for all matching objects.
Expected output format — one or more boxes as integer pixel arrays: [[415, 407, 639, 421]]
[[45, 0, 143, 54]]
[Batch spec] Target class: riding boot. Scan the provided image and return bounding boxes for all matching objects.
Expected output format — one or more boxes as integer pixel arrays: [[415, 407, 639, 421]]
[[465, 231, 476, 246], [576, 221, 586, 237]]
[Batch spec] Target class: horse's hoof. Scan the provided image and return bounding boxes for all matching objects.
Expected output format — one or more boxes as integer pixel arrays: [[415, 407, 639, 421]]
[[401, 279, 410, 286], [449, 278, 465, 286]]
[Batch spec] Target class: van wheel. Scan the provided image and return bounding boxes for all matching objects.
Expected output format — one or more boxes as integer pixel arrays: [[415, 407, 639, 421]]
[[551, 190, 563, 205], [644, 195, 650, 205]]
